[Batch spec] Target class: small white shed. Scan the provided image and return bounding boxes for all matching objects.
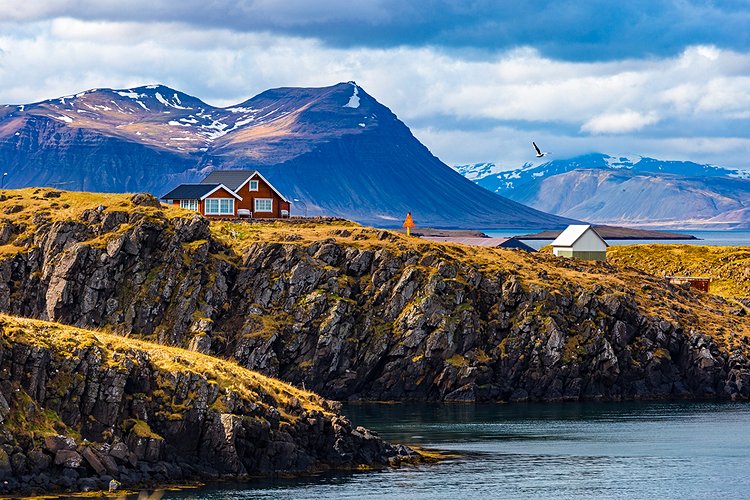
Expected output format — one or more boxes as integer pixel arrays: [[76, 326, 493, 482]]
[[550, 225, 608, 261]]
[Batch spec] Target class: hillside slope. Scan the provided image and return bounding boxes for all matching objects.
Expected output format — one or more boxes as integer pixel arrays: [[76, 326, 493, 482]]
[[455, 153, 750, 228], [0, 189, 747, 404], [0, 83, 573, 229], [0, 314, 416, 495], [608, 245, 750, 301]]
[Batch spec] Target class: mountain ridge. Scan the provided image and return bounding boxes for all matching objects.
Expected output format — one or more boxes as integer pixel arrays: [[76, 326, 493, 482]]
[[0, 83, 573, 229], [454, 153, 750, 229]]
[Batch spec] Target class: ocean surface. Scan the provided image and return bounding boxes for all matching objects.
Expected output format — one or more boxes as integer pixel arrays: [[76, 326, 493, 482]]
[[154, 401, 750, 499], [484, 229, 750, 250]]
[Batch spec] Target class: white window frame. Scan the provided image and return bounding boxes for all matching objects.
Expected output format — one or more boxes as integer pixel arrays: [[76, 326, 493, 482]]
[[204, 198, 234, 215], [180, 199, 198, 211], [254, 198, 273, 213], [249, 180, 259, 191]]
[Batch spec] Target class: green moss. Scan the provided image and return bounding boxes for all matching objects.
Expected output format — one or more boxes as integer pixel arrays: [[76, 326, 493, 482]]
[[446, 354, 468, 368], [126, 419, 164, 440]]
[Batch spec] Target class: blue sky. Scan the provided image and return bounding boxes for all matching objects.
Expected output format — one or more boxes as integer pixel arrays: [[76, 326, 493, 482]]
[[1, 0, 750, 169]]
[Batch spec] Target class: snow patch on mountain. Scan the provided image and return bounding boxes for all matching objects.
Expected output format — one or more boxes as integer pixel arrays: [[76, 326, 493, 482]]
[[226, 106, 259, 113], [116, 91, 143, 99], [49, 114, 73, 123], [344, 84, 360, 109], [155, 92, 191, 110]]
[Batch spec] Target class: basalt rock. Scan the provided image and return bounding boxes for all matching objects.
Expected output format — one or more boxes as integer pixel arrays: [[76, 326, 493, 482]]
[[0, 318, 417, 495], [0, 205, 747, 405]]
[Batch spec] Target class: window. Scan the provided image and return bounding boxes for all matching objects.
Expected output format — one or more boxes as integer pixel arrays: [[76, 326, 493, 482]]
[[205, 198, 234, 215], [249, 180, 259, 191], [180, 199, 198, 211], [255, 198, 273, 212]]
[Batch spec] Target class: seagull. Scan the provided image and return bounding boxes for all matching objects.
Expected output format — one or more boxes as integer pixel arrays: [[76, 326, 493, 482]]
[[532, 142, 549, 158]]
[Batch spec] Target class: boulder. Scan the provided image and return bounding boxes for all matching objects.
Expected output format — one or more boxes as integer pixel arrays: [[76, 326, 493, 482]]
[[81, 447, 106, 475], [108, 442, 130, 463], [27, 449, 51, 473], [54, 450, 83, 468], [130, 193, 161, 208], [0, 448, 11, 478], [44, 435, 77, 453]]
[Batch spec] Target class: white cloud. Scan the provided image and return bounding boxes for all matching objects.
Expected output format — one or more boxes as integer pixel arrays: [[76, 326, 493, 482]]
[[581, 110, 660, 134], [0, 18, 749, 168]]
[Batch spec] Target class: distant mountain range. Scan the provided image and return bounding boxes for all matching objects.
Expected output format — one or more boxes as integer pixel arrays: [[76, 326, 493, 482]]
[[454, 153, 750, 229], [0, 82, 573, 229]]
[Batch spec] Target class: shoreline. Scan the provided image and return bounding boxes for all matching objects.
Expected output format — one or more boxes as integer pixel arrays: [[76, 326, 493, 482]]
[[396, 225, 699, 240]]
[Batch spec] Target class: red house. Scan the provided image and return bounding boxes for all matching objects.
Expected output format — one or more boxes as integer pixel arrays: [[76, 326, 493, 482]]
[[161, 170, 291, 218]]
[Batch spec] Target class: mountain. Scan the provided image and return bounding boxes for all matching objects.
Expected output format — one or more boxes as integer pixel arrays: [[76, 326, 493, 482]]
[[0, 83, 572, 229], [454, 153, 750, 229]]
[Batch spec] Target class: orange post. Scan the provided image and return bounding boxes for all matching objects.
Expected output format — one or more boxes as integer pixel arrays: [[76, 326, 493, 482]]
[[403, 212, 415, 236]]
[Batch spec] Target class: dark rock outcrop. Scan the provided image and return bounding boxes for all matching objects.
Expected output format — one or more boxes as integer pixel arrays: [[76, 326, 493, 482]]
[[0, 199, 748, 405], [0, 317, 417, 495]]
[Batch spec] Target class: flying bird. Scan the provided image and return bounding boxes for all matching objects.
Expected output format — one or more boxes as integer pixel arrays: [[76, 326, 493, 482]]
[[532, 142, 548, 158]]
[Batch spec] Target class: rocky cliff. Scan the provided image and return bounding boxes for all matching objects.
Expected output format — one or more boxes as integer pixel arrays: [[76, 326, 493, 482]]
[[0, 314, 417, 495], [0, 189, 749, 406]]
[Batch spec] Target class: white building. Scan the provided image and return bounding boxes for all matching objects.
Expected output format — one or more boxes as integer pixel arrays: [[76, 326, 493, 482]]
[[550, 224, 608, 261]]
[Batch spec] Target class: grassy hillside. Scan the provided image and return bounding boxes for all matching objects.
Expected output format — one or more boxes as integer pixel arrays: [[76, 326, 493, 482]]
[[213, 221, 750, 330], [1, 188, 748, 350], [608, 245, 750, 300], [1, 313, 330, 438], [1, 188, 750, 405]]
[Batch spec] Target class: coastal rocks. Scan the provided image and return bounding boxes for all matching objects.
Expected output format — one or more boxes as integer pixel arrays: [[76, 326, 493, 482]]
[[53, 450, 82, 468], [0, 318, 418, 495]]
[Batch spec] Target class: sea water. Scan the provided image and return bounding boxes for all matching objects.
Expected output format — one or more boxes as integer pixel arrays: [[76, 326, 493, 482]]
[[157, 401, 750, 499], [484, 229, 750, 250]]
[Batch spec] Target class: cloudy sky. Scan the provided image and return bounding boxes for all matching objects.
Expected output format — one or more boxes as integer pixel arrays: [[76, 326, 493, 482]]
[[1, 0, 750, 169]]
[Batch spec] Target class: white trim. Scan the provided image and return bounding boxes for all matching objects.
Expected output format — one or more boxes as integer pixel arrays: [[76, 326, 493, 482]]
[[232, 171, 290, 202], [204, 198, 235, 215], [245, 171, 290, 202], [180, 199, 198, 211], [248, 179, 259, 191], [199, 183, 243, 201], [254, 198, 273, 213], [234, 174, 257, 193]]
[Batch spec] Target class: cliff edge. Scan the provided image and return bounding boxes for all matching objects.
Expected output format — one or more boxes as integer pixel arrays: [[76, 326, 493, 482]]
[[0, 189, 748, 405], [0, 314, 416, 495]]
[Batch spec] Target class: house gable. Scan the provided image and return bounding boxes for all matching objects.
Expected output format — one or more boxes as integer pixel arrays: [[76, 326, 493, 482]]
[[239, 171, 290, 203], [200, 184, 242, 201], [551, 224, 608, 250], [231, 173, 291, 218]]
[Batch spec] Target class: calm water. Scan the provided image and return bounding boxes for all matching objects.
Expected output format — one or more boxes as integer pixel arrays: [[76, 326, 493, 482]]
[[484, 229, 750, 250], [157, 401, 750, 499]]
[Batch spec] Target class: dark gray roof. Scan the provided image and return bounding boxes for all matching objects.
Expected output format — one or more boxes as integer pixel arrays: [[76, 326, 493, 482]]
[[161, 183, 219, 200], [497, 238, 535, 252], [421, 236, 535, 252], [201, 170, 257, 191]]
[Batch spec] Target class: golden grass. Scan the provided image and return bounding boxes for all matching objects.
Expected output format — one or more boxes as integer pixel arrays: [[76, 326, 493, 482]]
[[0, 189, 747, 359], [0, 314, 329, 419], [0, 188, 200, 257], [210, 220, 750, 351], [608, 244, 750, 299]]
